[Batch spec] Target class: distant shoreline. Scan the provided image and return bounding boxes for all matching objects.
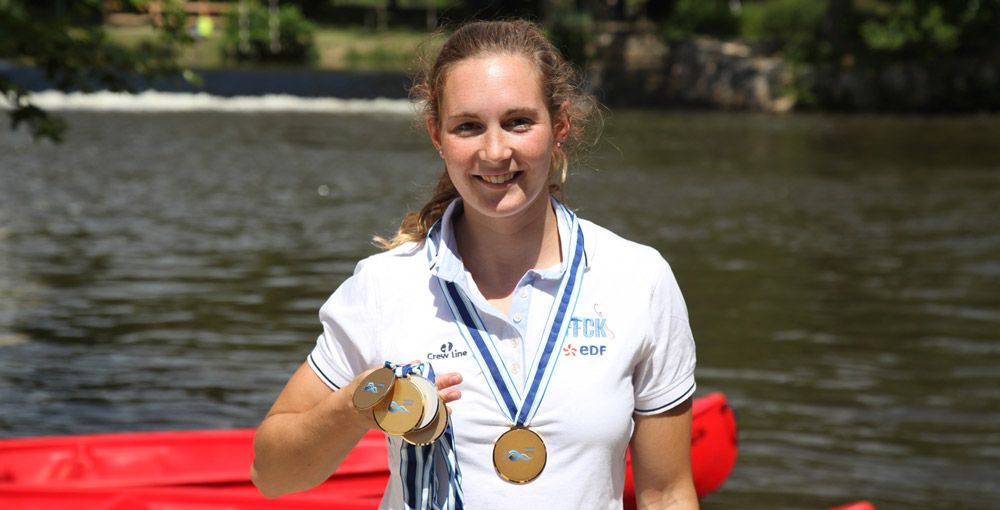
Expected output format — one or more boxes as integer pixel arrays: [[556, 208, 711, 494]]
[[1, 63, 410, 100]]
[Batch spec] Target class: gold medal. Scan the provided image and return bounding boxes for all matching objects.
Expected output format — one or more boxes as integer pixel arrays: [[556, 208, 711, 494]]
[[493, 427, 547, 484], [373, 376, 424, 435], [403, 399, 449, 446], [352, 367, 395, 411]]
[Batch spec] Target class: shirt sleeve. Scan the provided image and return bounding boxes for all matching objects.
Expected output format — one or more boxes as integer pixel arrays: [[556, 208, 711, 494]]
[[307, 258, 380, 390], [632, 258, 697, 415]]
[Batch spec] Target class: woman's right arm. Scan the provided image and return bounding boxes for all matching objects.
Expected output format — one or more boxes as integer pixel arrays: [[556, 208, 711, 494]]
[[250, 362, 463, 498], [250, 362, 374, 498]]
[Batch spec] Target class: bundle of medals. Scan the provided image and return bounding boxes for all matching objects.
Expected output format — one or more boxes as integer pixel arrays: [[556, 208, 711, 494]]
[[352, 362, 449, 446]]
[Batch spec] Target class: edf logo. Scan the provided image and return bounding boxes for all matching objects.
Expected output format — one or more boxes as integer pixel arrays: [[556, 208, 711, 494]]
[[568, 317, 608, 338], [562, 343, 607, 356]]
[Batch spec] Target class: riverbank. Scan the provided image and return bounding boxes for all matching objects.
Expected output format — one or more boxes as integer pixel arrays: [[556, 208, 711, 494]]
[[36, 24, 1000, 113], [107, 26, 438, 71], [587, 22, 1000, 113]]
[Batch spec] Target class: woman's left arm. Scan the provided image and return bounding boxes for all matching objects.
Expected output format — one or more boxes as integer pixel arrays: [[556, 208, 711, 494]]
[[630, 398, 699, 510]]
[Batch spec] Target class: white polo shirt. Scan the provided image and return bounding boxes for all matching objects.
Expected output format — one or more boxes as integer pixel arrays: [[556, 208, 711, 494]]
[[308, 198, 696, 510]]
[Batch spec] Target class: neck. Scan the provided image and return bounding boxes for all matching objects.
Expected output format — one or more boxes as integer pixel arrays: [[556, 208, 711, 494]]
[[454, 196, 561, 301]]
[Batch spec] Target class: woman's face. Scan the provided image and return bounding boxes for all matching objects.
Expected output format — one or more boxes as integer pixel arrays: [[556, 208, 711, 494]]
[[429, 54, 567, 223]]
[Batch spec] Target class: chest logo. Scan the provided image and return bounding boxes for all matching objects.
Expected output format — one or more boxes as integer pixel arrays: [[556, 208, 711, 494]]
[[567, 304, 616, 340], [427, 341, 469, 360], [562, 343, 607, 357]]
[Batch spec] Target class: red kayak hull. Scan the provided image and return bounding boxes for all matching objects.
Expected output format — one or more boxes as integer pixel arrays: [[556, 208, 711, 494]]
[[0, 393, 737, 508]]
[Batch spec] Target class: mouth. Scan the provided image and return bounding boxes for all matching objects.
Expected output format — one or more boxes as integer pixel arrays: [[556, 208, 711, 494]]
[[477, 171, 522, 185]]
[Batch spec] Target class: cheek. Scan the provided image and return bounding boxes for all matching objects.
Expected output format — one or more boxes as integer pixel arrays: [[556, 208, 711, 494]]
[[443, 138, 479, 161], [522, 137, 554, 165]]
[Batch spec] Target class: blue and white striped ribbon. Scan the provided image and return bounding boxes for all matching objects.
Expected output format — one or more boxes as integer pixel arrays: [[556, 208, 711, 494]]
[[393, 361, 465, 510], [429, 201, 587, 428]]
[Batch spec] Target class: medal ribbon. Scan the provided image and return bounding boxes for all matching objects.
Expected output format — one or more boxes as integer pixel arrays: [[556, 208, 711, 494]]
[[390, 361, 465, 510], [430, 201, 586, 428]]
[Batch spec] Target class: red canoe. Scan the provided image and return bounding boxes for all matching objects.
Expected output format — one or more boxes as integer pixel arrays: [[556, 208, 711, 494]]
[[0, 393, 737, 508]]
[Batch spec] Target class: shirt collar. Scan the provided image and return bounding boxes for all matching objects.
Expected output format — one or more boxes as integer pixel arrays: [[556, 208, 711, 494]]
[[427, 196, 587, 285]]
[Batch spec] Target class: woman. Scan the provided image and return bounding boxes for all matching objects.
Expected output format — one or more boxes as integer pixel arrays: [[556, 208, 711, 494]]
[[251, 20, 698, 510]]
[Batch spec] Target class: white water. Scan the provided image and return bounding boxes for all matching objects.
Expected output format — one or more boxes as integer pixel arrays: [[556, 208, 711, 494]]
[[8, 90, 415, 114]]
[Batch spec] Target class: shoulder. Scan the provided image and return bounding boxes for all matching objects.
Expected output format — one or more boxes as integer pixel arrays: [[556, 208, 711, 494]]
[[578, 218, 671, 273], [577, 218, 685, 305], [352, 240, 429, 279], [323, 241, 428, 301]]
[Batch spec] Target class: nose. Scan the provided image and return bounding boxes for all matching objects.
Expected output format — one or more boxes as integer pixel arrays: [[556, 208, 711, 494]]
[[479, 127, 512, 163]]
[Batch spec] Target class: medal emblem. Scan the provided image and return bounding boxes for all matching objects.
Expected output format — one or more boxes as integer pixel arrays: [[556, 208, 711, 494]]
[[493, 427, 547, 484], [352, 366, 395, 411]]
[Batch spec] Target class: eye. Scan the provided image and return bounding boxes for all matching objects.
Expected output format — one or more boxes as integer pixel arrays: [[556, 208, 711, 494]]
[[507, 117, 535, 132], [452, 122, 483, 135]]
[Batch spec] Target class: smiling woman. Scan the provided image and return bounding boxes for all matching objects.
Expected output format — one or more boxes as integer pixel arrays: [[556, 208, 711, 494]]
[[377, 18, 597, 250], [250, 20, 699, 510]]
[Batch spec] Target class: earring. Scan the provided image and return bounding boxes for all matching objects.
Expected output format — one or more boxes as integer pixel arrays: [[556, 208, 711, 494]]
[[437, 148, 444, 158], [556, 141, 564, 149]]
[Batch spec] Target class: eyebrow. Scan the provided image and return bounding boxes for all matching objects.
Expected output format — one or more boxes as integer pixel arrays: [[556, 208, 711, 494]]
[[447, 107, 541, 121]]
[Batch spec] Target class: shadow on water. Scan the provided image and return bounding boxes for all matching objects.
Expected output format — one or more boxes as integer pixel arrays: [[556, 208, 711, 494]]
[[2, 109, 999, 509]]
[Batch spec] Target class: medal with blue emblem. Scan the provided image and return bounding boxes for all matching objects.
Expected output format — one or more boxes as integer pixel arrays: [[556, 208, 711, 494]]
[[493, 427, 547, 484], [352, 366, 395, 411], [373, 376, 425, 435]]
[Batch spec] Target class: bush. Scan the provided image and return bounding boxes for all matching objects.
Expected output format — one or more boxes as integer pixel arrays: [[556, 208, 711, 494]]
[[741, 0, 828, 61], [221, 3, 318, 64], [548, 13, 593, 69], [663, 0, 740, 39]]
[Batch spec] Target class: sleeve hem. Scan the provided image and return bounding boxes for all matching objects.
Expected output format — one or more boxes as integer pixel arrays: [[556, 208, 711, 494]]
[[307, 353, 344, 391], [634, 379, 696, 415]]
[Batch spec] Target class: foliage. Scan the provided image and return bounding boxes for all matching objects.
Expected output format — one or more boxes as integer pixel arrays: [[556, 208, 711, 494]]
[[0, 0, 192, 142], [851, 0, 1000, 59], [662, 0, 740, 39], [221, 3, 318, 65], [741, 0, 829, 61], [657, 0, 999, 64], [548, 13, 593, 69]]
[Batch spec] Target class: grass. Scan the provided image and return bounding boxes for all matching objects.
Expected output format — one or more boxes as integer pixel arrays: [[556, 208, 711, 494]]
[[105, 25, 443, 71], [315, 27, 443, 70]]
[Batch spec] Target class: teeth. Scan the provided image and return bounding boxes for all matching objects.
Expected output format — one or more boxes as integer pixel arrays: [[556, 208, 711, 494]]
[[482, 173, 515, 184]]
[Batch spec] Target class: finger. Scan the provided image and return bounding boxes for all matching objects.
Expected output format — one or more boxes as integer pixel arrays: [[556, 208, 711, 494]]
[[435, 372, 463, 390], [440, 388, 461, 404]]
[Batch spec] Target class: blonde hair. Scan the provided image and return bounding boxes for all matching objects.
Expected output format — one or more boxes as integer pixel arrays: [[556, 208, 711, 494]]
[[374, 19, 597, 250]]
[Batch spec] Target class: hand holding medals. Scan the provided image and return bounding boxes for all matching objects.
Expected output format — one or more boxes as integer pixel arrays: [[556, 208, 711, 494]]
[[353, 362, 450, 446]]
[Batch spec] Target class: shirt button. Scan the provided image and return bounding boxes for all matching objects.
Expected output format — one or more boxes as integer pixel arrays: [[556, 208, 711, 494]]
[[511, 363, 520, 374], [512, 313, 522, 323], [519, 289, 529, 299], [510, 338, 519, 348]]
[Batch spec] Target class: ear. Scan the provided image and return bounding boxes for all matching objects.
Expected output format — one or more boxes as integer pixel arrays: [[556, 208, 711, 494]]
[[426, 117, 442, 151], [553, 100, 571, 143]]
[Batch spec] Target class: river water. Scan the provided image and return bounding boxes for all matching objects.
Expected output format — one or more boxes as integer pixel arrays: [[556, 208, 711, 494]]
[[1, 102, 998, 509]]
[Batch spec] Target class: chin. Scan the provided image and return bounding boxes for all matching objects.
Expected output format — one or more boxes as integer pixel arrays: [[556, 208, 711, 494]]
[[471, 190, 550, 220]]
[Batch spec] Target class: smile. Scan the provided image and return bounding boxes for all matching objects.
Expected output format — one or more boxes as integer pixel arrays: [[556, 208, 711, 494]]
[[478, 172, 520, 184]]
